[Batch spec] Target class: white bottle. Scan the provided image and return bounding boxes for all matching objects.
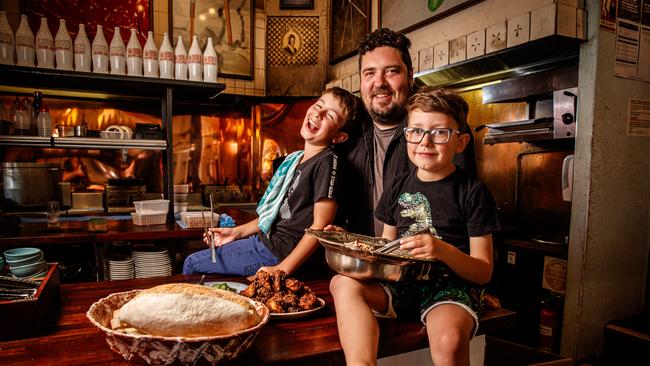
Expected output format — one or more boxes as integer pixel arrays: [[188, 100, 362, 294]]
[[187, 35, 202, 81], [74, 24, 91, 72], [203, 37, 217, 82], [54, 19, 73, 70], [0, 11, 14, 65], [91, 25, 108, 73], [158, 32, 174, 79], [36, 17, 54, 69], [174, 35, 187, 80], [143, 31, 158, 77], [15, 14, 35, 67], [36, 104, 52, 137], [126, 28, 142, 76], [109, 26, 126, 75]]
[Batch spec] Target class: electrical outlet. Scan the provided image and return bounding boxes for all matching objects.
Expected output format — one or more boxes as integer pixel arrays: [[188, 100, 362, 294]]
[[507, 251, 517, 265]]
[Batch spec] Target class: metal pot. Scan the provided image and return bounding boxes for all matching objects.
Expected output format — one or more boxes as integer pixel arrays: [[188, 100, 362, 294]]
[[1, 162, 62, 209], [306, 229, 446, 282]]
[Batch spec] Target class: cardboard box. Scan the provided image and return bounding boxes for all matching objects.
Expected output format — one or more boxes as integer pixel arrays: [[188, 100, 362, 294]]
[[0, 263, 61, 341]]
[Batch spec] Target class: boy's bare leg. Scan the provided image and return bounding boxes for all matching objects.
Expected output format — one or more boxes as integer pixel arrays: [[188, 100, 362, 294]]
[[425, 304, 475, 366], [330, 274, 388, 366]]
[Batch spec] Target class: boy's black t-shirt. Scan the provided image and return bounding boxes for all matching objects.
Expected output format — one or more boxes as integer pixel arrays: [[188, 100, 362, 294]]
[[260, 148, 340, 259], [374, 168, 498, 253]]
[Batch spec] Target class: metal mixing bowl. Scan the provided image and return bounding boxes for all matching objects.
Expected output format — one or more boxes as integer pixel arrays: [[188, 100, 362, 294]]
[[306, 229, 446, 282]]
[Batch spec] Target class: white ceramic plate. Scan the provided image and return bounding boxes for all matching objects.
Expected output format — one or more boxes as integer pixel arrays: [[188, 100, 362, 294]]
[[269, 297, 326, 319], [204, 281, 248, 293]]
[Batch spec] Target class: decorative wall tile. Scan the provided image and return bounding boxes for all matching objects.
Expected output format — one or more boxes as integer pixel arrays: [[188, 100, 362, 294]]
[[466, 29, 485, 59], [556, 4, 577, 38], [342, 75, 351, 91], [486, 22, 507, 54], [530, 4, 556, 41], [433, 42, 449, 69], [449, 36, 467, 64], [333, 79, 342, 88], [418, 47, 434, 72], [411, 52, 419, 73], [350, 73, 360, 92], [577, 9, 587, 40], [507, 13, 530, 48]]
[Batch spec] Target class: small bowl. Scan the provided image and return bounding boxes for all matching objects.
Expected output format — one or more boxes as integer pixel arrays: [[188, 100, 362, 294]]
[[5, 252, 43, 266], [4, 247, 42, 261], [10, 259, 47, 278], [100, 130, 122, 139]]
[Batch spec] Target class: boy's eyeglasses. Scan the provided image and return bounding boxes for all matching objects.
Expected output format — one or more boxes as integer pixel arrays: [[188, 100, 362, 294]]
[[403, 127, 463, 144]]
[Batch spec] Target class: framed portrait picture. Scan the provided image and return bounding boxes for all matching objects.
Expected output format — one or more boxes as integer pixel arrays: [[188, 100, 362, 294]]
[[170, 0, 254, 79], [330, 0, 370, 64], [380, 0, 485, 34], [280, 0, 314, 9], [23, 0, 152, 44]]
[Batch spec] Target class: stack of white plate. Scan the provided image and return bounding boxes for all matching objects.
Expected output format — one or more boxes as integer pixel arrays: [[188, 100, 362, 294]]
[[132, 245, 172, 279], [105, 254, 134, 281]]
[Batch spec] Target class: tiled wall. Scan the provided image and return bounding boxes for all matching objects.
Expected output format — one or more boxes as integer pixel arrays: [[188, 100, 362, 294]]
[[152, 0, 266, 96]]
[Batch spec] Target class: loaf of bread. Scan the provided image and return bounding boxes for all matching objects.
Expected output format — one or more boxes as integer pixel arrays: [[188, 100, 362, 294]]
[[118, 283, 261, 337]]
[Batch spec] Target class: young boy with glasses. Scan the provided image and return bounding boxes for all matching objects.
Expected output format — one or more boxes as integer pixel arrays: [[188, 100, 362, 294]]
[[330, 86, 499, 366]]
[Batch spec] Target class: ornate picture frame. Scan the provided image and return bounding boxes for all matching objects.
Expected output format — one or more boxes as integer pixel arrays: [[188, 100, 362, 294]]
[[170, 0, 254, 80], [380, 0, 485, 34], [329, 0, 370, 64], [280, 0, 314, 9]]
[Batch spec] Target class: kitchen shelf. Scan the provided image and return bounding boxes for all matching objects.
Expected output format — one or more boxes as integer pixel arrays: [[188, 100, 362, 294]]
[[0, 64, 225, 101], [0, 136, 166, 150], [0, 64, 226, 223]]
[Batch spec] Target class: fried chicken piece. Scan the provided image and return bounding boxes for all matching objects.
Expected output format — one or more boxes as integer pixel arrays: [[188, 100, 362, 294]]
[[285, 278, 303, 293], [282, 292, 299, 307], [254, 270, 272, 290], [272, 270, 286, 292], [298, 292, 318, 310], [265, 293, 285, 313], [240, 283, 256, 298], [255, 286, 274, 301]]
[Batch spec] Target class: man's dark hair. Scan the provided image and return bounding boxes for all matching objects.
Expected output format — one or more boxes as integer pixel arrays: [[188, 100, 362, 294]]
[[358, 28, 412, 74]]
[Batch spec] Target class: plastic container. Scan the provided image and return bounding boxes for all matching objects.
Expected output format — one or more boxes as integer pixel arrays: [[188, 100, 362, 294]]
[[180, 211, 219, 228], [133, 199, 169, 214], [173, 184, 189, 193], [131, 212, 167, 226], [174, 202, 188, 213]]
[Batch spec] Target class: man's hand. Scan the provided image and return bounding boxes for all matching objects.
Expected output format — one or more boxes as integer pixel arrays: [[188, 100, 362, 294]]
[[323, 224, 346, 232]]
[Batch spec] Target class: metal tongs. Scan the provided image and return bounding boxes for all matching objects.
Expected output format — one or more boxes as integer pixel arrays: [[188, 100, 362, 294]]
[[372, 227, 435, 254], [200, 194, 217, 263]]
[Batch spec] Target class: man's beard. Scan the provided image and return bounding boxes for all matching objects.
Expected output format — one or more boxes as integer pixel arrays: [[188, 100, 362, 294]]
[[367, 101, 407, 126], [366, 85, 408, 126]]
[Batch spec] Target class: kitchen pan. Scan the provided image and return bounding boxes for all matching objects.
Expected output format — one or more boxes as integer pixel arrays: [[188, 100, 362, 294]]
[[306, 229, 447, 282]]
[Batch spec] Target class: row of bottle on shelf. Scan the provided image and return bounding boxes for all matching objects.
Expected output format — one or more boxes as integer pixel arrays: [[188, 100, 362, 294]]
[[1, 92, 52, 137], [0, 11, 218, 82]]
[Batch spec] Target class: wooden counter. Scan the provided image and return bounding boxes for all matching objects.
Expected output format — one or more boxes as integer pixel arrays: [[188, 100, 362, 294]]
[[0, 274, 516, 365], [0, 208, 256, 281]]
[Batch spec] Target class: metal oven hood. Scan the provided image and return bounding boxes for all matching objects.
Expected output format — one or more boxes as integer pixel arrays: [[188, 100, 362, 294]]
[[414, 35, 581, 90]]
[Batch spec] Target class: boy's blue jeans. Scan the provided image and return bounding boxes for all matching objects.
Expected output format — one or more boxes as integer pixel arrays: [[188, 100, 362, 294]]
[[182, 235, 279, 276]]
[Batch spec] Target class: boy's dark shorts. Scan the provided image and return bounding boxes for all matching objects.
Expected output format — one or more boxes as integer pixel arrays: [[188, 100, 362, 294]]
[[375, 273, 485, 337]]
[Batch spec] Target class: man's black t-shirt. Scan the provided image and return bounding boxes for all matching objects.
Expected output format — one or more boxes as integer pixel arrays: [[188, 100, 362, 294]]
[[375, 168, 498, 253], [260, 148, 340, 259]]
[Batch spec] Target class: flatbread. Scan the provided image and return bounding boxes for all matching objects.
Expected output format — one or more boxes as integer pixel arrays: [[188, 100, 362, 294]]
[[118, 283, 261, 337]]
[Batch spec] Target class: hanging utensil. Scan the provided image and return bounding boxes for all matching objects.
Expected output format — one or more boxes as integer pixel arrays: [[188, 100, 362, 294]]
[[209, 193, 216, 263]]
